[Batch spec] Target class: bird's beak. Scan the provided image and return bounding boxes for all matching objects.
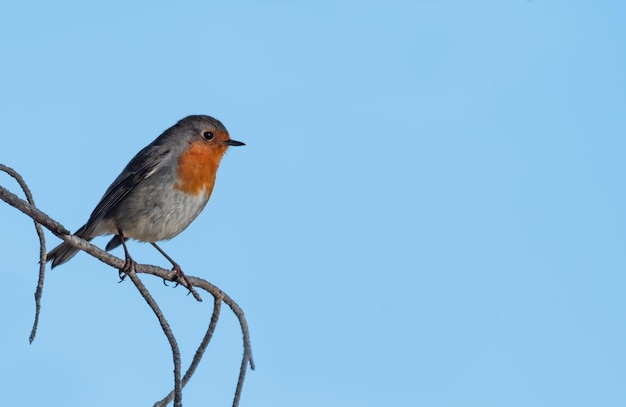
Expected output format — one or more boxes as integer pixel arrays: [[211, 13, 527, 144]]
[[227, 139, 245, 146]]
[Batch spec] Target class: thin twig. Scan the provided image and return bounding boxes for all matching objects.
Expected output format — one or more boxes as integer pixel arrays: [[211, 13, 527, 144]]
[[188, 278, 256, 372], [187, 277, 255, 407], [0, 164, 47, 343], [154, 295, 222, 407], [126, 270, 183, 407], [222, 291, 255, 407], [184, 295, 222, 385]]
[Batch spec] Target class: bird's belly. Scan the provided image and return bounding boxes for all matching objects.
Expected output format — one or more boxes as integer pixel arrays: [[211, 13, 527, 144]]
[[112, 186, 210, 242]]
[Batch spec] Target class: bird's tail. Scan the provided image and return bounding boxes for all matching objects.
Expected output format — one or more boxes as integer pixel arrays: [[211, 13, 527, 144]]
[[46, 224, 93, 268]]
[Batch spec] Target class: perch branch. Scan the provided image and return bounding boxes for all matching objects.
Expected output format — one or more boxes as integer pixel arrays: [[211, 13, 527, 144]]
[[1, 165, 254, 407]]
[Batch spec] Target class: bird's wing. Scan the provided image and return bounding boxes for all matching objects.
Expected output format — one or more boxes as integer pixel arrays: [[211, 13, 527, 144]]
[[83, 144, 174, 233]]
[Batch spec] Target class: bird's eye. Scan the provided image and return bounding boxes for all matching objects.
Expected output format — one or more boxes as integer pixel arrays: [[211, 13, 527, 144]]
[[203, 131, 214, 140]]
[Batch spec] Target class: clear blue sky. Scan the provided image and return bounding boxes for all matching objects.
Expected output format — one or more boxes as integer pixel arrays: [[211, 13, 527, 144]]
[[1, 1, 625, 406]]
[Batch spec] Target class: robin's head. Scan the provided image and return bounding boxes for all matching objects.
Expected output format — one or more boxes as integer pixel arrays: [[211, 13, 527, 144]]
[[175, 115, 244, 151], [173, 115, 244, 196]]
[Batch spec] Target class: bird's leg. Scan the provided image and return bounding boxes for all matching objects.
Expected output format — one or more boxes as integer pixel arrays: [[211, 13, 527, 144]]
[[117, 230, 136, 281], [150, 242, 192, 289]]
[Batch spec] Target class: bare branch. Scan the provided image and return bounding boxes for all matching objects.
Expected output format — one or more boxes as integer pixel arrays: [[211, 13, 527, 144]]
[[1, 165, 254, 407], [0, 164, 47, 343], [188, 278, 256, 407], [126, 270, 183, 407], [155, 295, 222, 407], [187, 277, 256, 373]]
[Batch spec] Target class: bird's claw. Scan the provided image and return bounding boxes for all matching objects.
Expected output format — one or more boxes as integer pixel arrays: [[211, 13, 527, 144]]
[[164, 265, 192, 294], [117, 257, 135, 282]]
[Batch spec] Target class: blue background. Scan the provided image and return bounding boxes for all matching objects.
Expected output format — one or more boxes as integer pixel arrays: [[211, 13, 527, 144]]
[[1, 1, 625, 406]]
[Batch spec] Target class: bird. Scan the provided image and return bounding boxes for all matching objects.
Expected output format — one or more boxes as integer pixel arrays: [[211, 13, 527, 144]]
[[46, 114, 244, 283]]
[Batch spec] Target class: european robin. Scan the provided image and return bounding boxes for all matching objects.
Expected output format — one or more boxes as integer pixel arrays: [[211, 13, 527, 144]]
[[46, 115, 244, 281]]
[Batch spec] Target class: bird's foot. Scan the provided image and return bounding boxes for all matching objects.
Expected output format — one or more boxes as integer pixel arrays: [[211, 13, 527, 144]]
[[118, 256, 136, 282], [162, 264, 194, 296]]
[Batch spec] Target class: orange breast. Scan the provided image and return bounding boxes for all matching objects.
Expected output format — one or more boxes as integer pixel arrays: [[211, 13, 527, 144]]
[[174, 142, 226, 196]]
